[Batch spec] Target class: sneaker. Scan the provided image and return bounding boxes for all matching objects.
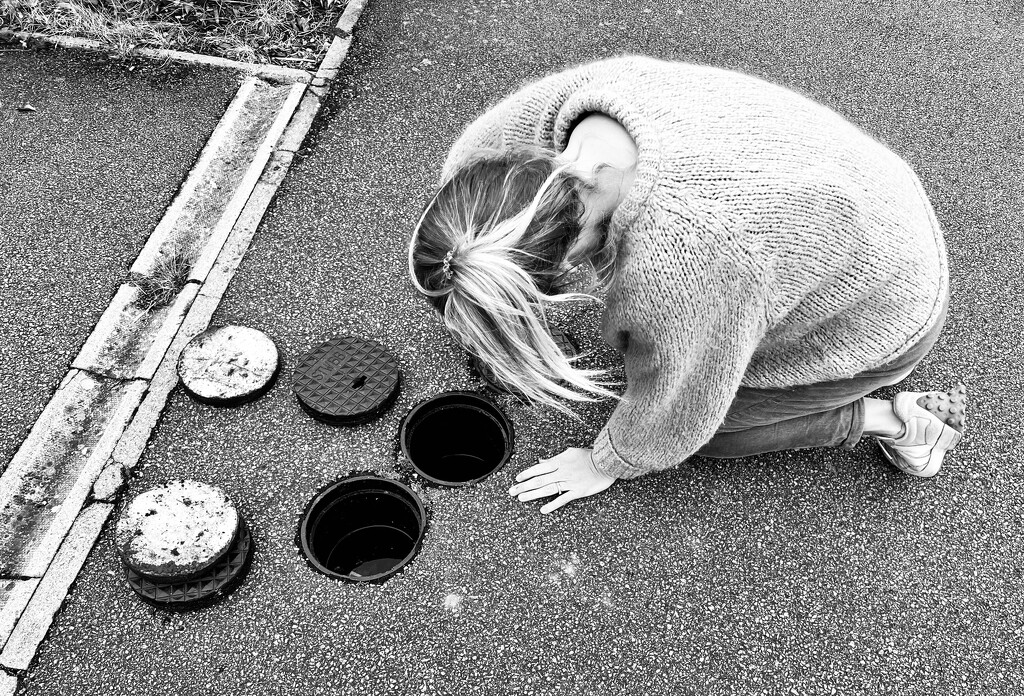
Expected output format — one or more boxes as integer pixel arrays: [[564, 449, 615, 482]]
[[876, 384, 966, 478]]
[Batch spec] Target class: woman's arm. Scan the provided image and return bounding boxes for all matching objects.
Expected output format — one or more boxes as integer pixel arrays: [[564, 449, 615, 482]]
[[593, 218, 770, 479], [439, 95, 517, 181], [511, 209, 770, 511]]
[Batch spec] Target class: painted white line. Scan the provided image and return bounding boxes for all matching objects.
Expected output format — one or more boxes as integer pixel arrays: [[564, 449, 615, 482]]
[[12, 32, 313, 83], [0, 504, 113, 671]]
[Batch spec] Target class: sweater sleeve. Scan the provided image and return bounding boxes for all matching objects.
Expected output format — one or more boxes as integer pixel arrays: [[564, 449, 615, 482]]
[[440, 96, 517, 182], [440, 63, 598, 181], [591, 212, 769, 480]]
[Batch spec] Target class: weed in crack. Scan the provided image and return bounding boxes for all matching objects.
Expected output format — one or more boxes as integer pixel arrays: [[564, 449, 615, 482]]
[[128, 241, 198, 314]]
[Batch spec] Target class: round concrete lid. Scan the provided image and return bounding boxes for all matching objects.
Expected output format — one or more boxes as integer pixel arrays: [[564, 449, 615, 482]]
[[292, 335, 400, 425], [126, 518, 252, 609], [115, 480, 239, 581], [177, 324, 280, 406]]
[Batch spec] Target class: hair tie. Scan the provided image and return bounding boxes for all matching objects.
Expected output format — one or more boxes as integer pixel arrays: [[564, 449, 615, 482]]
[[442, 249, 455, 280]]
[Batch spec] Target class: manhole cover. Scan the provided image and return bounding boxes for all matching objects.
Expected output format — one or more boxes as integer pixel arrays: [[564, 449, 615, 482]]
[[115, 480, 239, 581], [298, 475, 426, 583], [293, 336, 400, 425], [125, 518, 252, 609], [399, 391, 514, 486], [472, 327, 579, 395], [177, 324, 280, 406]]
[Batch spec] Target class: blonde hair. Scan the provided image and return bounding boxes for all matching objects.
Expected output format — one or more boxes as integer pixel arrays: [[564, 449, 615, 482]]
[[408, 146, 620, 414]]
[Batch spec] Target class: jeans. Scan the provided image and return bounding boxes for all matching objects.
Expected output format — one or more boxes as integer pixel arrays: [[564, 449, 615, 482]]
[[697, 298, 949, 459]]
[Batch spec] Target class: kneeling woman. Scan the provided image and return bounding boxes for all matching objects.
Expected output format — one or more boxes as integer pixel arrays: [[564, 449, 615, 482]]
[[407, 56, 965, 514]]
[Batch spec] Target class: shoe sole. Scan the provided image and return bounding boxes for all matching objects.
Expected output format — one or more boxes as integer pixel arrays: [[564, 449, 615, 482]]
[[916, 383, 967, 433]]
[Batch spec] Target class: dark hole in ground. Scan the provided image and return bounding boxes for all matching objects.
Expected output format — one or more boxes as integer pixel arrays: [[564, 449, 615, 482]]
[[300, 477, 425, 582], [402, 394, 512, 485]]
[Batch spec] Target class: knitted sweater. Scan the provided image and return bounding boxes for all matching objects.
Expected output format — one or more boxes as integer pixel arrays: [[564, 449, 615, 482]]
[[441, 56, 948, 480]]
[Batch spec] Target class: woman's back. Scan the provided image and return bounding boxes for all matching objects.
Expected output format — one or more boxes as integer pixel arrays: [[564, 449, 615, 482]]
[[444, 55, 948, 387]]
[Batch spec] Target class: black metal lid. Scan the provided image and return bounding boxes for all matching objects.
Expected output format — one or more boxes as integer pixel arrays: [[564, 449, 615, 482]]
[[292, 336, 400, 425]]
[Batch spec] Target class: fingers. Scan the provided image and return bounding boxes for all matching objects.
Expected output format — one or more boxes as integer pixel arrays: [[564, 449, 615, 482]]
[[509, 449, 593, 514], [515, 459, 559, 483], [514, 481, 564, 502], [540, 491, 578, 515], [508, 470, 560, 497]]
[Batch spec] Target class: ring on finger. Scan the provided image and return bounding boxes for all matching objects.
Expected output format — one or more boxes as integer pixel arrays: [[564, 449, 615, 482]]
[[554, 481, 564, 494]]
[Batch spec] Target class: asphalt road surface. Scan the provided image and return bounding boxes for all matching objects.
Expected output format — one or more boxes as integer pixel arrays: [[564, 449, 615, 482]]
[[0, 48, 238, 462], [17, 1, 1024, 694]]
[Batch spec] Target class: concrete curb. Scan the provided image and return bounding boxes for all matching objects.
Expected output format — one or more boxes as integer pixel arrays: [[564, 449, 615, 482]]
[[130, 76, 292, 278], [188, 82, 307, 285], [0, 0, 368, 683], [0, 581, 38, 651], [1, 504, 113, 671], [0, 371, 146, 577], [79, 79, 302, 380], [0, 669, 15, 696], [130, 77, 260, 276], [72, 282, 200, 380], [312, 0, 365, 84], [10, 32, 314, 84]]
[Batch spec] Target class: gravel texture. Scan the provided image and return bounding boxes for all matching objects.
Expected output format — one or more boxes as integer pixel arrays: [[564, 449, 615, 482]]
[[0, 47, 238, 463], [18, 1, 1024, 694]]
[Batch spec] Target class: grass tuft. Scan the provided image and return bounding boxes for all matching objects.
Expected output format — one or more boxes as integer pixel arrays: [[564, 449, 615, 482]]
[[1, 0, 342, 65], [128, 241, 197, 313]]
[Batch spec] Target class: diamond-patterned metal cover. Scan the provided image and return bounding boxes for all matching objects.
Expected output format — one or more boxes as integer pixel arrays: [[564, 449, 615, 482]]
[[125, 518, 252, 609], [293, 336, 400, 425], [473, 327, 579, 395]]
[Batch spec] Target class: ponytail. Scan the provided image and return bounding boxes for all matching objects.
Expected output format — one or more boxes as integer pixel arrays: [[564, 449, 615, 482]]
[[408, 146, 620, 415]]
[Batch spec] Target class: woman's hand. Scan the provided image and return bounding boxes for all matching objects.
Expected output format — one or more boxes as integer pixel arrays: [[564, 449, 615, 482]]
[[508, 447, 616, 514]]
